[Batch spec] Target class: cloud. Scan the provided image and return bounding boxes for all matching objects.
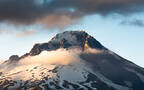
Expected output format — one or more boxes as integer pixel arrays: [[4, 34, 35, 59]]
[[36, 15, 81, 29], [0, 0, 144, 29], [0, 58, 4, 64], [0, 29, 36, 37], [0, 29, 13, 34], [18, 49, 81, 65], [0, 0, 82, 29], [15, 30, 36, 37], [121, 19, 144, 27], [18, 48, 104, 66]]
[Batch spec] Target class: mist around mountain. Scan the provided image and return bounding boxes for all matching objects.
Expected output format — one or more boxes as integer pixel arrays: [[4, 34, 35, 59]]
[[0, 58, 3, 64], [0, 31, 144, 90]]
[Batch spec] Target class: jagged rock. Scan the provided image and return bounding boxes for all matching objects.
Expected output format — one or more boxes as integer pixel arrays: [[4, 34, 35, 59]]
[[9, 55, 19, 61]]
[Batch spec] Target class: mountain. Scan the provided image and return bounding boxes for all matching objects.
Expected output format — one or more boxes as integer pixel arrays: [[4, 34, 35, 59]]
[[29, 31, 105, 56], [0, 31, 144, 90]]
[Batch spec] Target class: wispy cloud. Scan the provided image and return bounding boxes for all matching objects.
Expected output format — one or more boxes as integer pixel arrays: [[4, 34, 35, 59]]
[[0, 58, 4, 64], [120, 19, 144, 27], [15, 30, 36, 37], [0, 29, 36, 37], [0, 29, 13, 34], [19, 49, 80, 65]]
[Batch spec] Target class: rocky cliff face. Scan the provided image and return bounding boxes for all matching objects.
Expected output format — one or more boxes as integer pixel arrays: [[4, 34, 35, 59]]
[[0, 31, 144, 90]]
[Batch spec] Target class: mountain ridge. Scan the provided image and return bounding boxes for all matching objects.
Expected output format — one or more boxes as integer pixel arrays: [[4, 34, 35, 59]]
[[29, 31, 106, 56], [14, 30, 106, 60]]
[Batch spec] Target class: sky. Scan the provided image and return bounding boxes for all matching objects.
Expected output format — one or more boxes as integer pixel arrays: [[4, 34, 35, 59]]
[[0, 0, 144, 67]]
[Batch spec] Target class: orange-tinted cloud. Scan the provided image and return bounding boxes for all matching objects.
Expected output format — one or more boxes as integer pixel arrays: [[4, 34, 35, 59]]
[[15, 30, 36, 37], [0, 0, 144, 28]]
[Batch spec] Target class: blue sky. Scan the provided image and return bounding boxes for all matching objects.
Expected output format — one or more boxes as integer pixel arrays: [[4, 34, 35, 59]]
[[0, 14, 144, 67]]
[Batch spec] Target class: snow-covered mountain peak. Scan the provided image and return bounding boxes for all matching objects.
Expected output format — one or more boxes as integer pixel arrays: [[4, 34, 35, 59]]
[[51, 31, 87, 43], [29, 31, 105, 56]]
